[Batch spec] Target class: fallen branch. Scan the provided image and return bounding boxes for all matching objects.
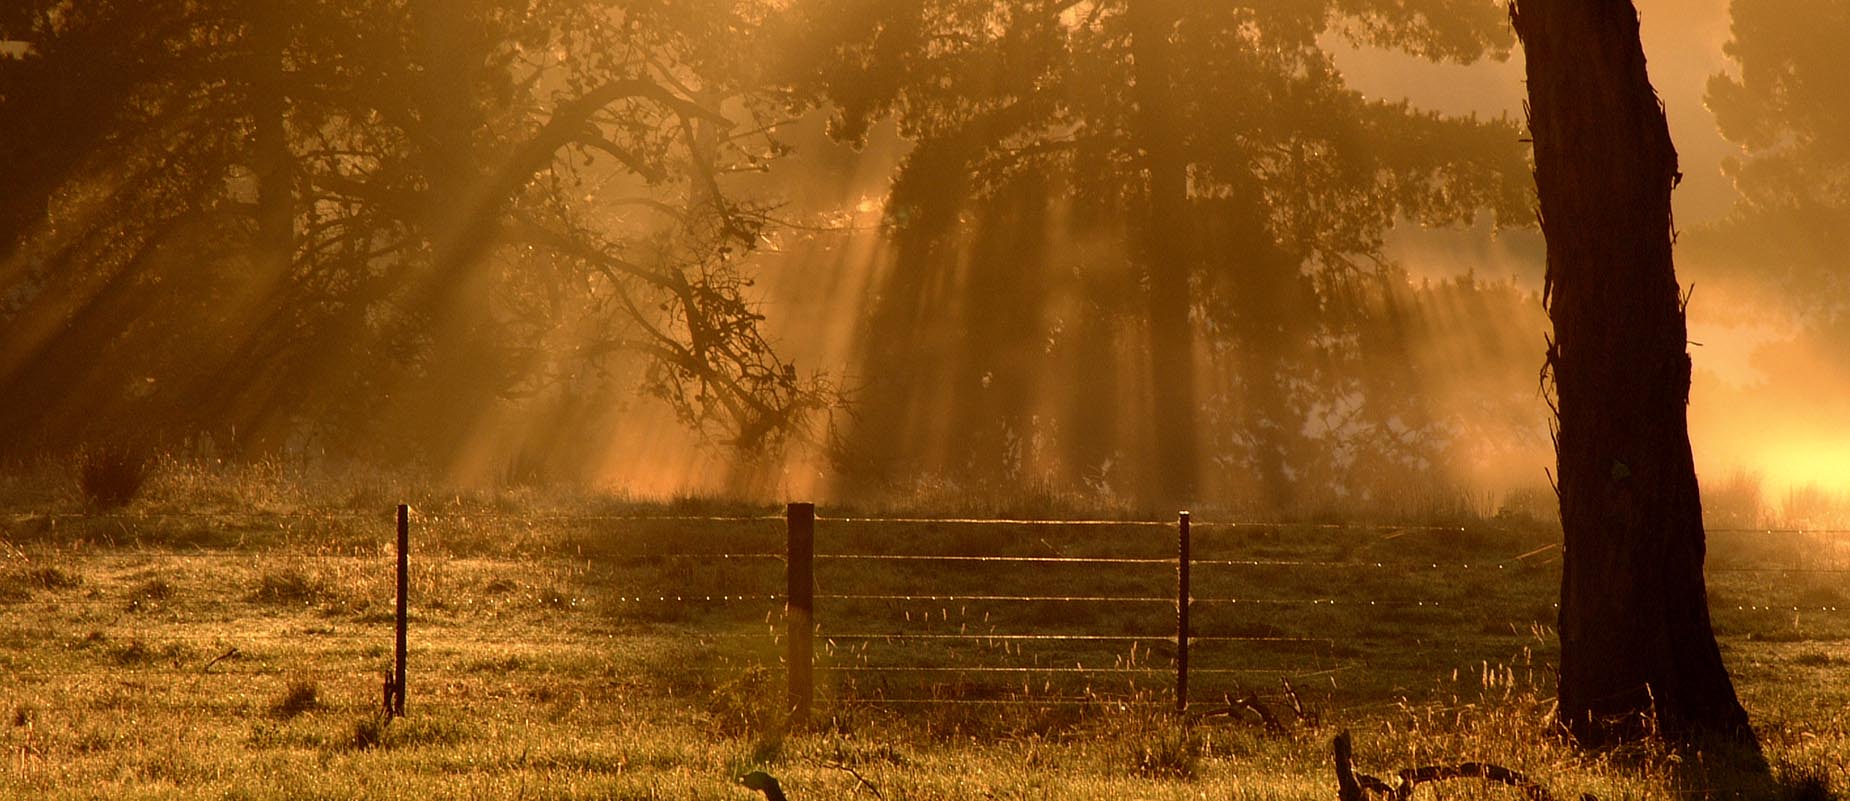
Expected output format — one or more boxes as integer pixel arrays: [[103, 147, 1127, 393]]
[[808, 757, 884, 800], [1232, 692, 1288, 734], [1199, 689, 1289, 734], [1395, 763, 1557, 801], [1334, 731, 1394, 801], [1333, 730, 1569, 801], [1281, 677, 1318, 725], [201, 647, 239, 672]]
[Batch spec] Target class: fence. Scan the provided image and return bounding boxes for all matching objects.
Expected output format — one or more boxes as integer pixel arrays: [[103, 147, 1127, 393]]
[[5, 505, 1850, 724], [775, 506, 1505, 720], [582, 504, 1850, 721]]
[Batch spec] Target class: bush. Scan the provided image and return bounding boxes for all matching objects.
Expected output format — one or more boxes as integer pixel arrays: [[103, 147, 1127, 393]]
[[251, 568, 328, 606], [1127, 723, 1199, 780], [1775, 760, 1836, 801], [0, 566, 84, 599], [272, 680, 320, 719], [77, 445, 152, 508], [1102, 709, 1200, 780], [347, 713, 468, 750], [350, 715, 387, 750]]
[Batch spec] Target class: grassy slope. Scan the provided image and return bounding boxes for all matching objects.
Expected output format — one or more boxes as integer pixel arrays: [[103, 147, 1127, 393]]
[[0, 464, 1846, 800]]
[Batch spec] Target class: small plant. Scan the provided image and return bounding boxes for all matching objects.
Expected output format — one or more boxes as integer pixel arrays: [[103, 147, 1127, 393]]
[[1129, 723, 1200, 780], [26, 566, 83, 590], [1775, 760, 1836, 801], [1104, 710, 1200, 780], [709, 665, 781, 736], [272, 679, 320, 719], [0, 566, 82, 600], [349, 715, 388, 750], [251, 567, 327, 606], [346, 713, 467, 750], [131, 577, 174, 600], [76, 444, 152, 508]]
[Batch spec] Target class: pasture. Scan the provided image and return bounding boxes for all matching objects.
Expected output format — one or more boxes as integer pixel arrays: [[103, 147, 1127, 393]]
[[1, 466, 1847, 800]]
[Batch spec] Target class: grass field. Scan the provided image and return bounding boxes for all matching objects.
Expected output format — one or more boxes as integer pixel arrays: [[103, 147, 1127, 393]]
[[1, 463, 1847, 800]]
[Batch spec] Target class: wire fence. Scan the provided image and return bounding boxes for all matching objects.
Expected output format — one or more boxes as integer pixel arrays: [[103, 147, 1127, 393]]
[[5, 504, 1848, 717], [15, 506, 1850, 532]]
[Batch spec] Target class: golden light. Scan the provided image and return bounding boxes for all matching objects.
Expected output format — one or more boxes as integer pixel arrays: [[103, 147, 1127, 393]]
[[1749, 441, 1850, 501]]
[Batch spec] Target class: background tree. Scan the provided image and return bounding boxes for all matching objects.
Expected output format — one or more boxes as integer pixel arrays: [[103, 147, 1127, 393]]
[[1699, 0, 1850, 324], [0, 0, 823, 473], [785, 0, 1531, 507], [1676, 0, 1850, 465], [1511, 0, 1754, 745]]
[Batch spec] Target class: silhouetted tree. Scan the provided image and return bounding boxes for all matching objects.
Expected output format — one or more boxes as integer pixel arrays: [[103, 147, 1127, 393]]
[[1127, 0, 1198, 503], [1687, 0, 1850, 347], [787, 0, 1530, 506], [1700, 0, 1850, 321], [1512, 0, 1754, 745], [0, 0, 822, 467]]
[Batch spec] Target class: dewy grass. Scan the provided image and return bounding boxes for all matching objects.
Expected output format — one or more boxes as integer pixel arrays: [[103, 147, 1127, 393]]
[[0, 471, 1847, 800]]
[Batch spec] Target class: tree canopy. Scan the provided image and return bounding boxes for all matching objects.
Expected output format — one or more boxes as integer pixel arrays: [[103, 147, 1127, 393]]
[[787, 0, 1531, 504], [0, 0, 825, 472]]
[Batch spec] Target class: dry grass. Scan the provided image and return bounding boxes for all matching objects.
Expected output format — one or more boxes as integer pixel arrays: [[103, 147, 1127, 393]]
[[0, 461, 1846, 800]]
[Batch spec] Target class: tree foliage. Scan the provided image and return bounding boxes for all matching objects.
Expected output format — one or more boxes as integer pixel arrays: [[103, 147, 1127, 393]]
[[0, 0, 824, 467], [786, 0, 1531, 504], [1698, 0, 1850, 321]]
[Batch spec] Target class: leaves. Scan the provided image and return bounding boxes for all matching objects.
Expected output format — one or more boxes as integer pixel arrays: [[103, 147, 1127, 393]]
[[0, 0, 823, 463]]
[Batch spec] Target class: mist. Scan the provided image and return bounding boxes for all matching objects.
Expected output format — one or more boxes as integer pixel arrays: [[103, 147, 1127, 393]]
[[2, 0, 1845, 520]]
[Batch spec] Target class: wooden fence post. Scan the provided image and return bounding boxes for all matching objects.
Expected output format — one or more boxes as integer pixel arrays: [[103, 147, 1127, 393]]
[[786, 502, 815, 725], [1176, 510, 1191, 713], [394, 503, 408, 717]]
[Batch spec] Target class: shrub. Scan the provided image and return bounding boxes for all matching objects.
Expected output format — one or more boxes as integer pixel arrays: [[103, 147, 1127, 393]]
[[251, 568, 327, 606], [1102, 709, 1200, 780], [0, 566, 83, 600], [350, 715, 387, 750], [1775, 760, 1835, 801], [272, 680, 320, 719], [347, 713, 468, 750], [1127, 722, 1199, 780], [76, 445, 153, 508], [125, 577, 174, 611]]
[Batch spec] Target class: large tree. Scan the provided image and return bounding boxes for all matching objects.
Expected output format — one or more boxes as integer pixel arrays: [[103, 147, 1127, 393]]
[[0, 0, 820, 469], [1511, 0, 1754, 744]]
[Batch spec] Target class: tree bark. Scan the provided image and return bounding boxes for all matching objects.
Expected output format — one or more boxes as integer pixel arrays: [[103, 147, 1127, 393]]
[[1512, 0, 1754, 745], [1128, 0, 1198, 505]]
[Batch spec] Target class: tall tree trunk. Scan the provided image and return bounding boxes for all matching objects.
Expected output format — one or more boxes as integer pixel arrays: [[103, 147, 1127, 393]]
[[251, 7, 292, 282], [1128, 0, 1198, 506], [402, 0, 498, 469], [1512, 0, 1754, 746]]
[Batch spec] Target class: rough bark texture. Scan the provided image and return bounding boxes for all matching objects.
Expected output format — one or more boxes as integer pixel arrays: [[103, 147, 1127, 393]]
[[1512, 0, 1754, 745], [1128, 0, 1199, 505]]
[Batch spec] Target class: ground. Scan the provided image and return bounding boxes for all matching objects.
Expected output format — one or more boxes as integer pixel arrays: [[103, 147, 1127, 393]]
[[0, 463, 1845, 800]]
